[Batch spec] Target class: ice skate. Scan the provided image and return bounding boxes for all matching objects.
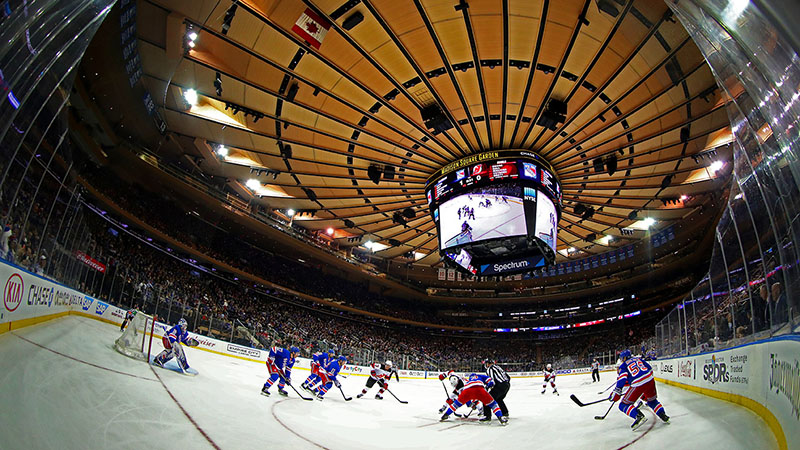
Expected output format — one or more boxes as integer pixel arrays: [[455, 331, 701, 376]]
[[631, 411, 648, 430]]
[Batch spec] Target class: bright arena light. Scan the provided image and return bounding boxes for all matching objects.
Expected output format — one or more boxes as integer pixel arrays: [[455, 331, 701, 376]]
[[216, 145, 228, 157], [187, 31, 198, 41], [245, 178, 260, 189], [287, 209, 296, 217], [326, 227, 334, 235], [643, 217, 656, 228], [183, 88, 198, 106], [709, 160, 724, 173]]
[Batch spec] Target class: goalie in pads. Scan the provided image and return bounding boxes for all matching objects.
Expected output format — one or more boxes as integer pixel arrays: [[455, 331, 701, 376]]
[[153, 318, 199, 373]]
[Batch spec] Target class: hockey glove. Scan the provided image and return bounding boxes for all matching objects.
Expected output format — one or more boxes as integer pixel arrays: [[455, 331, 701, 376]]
[[610, 387, 622, 402], [378, 379, 388, 389], [438, 373, 447, 381], [186, 337, 200, 347], [334, 379, 342, 388]]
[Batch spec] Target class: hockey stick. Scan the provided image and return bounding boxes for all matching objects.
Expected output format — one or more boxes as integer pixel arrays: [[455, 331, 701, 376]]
[[598, 382, 615, 395], [570, 394, 609, 407], [337, 384, 352, 401], [383, 386, 408, 404], [595, 401, 617, 420], [278, 373, 314, 401]]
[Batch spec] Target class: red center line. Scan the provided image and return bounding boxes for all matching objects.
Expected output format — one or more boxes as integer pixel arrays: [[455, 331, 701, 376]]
[[150, 365, 222, 450], [271, 398, 331, 449], [12, 333, 156, 382]]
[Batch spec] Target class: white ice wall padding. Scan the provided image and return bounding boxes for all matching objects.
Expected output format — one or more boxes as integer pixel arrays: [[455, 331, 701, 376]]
[[114, 311, 154, 361]]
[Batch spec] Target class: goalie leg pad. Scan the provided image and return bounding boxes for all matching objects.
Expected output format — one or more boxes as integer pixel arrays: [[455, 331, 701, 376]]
[[173, 342, 188, 370]]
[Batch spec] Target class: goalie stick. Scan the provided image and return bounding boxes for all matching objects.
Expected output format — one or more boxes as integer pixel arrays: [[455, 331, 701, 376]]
[[570, 394, 610, 407]]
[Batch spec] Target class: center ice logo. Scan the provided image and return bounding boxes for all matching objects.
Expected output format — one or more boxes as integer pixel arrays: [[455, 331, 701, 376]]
[[81, 296, 94, 311], [3, 273, 24, 312]]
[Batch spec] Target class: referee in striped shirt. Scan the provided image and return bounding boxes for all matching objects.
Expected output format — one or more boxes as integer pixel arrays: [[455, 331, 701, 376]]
[[483, 359, 510, 418]]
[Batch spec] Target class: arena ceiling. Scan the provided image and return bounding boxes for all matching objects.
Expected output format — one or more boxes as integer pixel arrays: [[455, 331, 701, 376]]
[[126, 0, 732, 266]]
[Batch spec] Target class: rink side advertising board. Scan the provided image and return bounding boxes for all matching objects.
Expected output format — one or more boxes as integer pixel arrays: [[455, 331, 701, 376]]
[[653, 336, 799, 450]]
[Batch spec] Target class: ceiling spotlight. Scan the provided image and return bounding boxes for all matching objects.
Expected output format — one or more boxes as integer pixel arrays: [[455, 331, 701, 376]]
[[287, 209, 295, 217], [245, 178, 260, 189], [326, 227, 334, 235], [183, 88, 198, 106], [216, 145, 228, 157], [643, 217, 656, 228], [709, 160, 724, 173], [568, 247, 576, 252], [365, 240, 374, 251], [680, 194, 688, 201], [188, 31, 198, 41]]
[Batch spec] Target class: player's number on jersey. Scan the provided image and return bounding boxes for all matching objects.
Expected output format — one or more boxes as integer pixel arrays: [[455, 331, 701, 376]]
[[627, 360, 649, 376]]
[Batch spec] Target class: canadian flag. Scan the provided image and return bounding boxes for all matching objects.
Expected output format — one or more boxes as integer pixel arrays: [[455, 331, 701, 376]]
[[291, 8, 331, 50]]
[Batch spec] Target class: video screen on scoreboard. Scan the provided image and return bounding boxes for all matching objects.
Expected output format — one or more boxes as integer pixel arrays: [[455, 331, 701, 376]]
[[446, 249, 477, 274], [535, 192, 558, 252], [439, 183, 527, 249]]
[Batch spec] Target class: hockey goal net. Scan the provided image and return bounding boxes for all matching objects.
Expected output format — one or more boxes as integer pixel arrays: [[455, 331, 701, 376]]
[[114, 311, 157, 362]]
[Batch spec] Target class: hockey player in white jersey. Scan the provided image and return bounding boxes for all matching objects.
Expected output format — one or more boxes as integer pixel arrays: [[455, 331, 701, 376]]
[[357, 360, 398, 400], [542, 363, 558, 395]]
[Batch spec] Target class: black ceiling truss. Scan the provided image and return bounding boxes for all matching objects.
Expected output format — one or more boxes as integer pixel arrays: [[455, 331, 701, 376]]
[[554, 104, 726, 170], [159, 58, 447, 170], [231, 2, 457, 159], [299, 0, 466, 158], [455, 0, 494, 148], [357, 0, 477, 156], [177, 27, 452, 166], [412, 0, 484, 152], [498, 0, 510, 148], [155, 85, 442, 173], [508, 0, 549, 145], [545, 49, 704, 162], [538, 14, 683, 155], [556, 128, 728, 178], [517, 0, 591, 147], [526, 0, 634, 150]]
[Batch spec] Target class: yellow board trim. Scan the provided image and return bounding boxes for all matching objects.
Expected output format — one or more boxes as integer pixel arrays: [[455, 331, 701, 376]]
[[655, 377, 786, 450]]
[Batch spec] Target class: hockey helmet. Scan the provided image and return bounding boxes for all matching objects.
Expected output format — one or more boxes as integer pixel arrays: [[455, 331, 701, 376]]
[[546, 363, 552, 370], [289, 346, 300, 354], [178, 318, 187, 331], [338, 355, 348, 362], [385, 360, 393, 368], [449, 375, 461, 388], [619, 349, 632, 361]]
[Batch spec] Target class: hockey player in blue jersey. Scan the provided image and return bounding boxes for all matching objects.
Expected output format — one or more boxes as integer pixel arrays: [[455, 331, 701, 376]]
[[153, 318, 199, 372], [610, 349, 669, 430], [313, 355, 348, 401], [261, 345, 299, 397], [301, 349, 335, 392]]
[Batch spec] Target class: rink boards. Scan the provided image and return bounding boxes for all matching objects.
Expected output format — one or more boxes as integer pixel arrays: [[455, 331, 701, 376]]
[[0, 259, 795, 449]]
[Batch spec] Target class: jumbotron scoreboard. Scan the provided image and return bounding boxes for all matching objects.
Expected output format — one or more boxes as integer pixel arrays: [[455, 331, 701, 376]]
[[425, 150, 562, 276]]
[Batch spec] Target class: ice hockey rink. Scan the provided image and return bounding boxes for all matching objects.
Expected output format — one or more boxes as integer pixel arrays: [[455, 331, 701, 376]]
[[0, 316, 777, 450]]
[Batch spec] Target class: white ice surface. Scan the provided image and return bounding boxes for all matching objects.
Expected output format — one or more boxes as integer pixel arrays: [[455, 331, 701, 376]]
[[0, 317, 779, 450]]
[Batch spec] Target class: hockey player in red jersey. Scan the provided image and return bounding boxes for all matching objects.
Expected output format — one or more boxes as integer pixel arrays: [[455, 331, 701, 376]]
[[542, 363, 558, 395], [357, 360, 397, 399], [611, 349, 669, 430], [438, 372, 507, 425]]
